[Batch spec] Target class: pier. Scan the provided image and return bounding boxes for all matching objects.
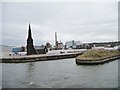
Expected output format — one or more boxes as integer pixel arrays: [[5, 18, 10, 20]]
[[1, 52, 82, 63], [76, 55, 120, 65], [75, 49, 120, 65]]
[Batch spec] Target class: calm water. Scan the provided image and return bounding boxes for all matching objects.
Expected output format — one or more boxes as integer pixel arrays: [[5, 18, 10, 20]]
[[2, 58, 118, 88]]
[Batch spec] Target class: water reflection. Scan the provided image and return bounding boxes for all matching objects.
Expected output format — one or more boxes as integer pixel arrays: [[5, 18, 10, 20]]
[[25, 62, 38, 88], [0, 63, 2, 89], [2, 58, 118, 88], [26, 62, 35, 81]]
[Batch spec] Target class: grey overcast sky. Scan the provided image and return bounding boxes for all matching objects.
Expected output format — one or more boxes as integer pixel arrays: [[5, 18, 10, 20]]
[[2, 1, 118, 46]]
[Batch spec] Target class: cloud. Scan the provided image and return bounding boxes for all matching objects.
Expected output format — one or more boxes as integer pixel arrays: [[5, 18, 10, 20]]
[[2, 2, 118, 46]]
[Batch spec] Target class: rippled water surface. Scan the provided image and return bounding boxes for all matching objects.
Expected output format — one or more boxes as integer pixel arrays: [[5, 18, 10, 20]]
[[2, 58, 118, 88]]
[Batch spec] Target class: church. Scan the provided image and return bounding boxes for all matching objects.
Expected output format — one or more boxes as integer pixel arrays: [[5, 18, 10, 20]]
[[26, 23, 48, 55]]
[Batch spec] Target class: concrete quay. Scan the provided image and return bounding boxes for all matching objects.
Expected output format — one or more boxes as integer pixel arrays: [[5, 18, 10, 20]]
[[1, 52, 82, 63], [76, 55, 120, 65]]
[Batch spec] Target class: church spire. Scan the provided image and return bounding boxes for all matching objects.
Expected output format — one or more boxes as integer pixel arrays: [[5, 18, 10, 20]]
[[27, 23, 36, 55], [28, 23, 32, 38]]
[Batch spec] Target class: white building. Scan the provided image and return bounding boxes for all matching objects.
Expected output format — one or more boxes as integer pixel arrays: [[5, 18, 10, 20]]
[[65, 40, 82, 49], [58, 42, 64, 49]]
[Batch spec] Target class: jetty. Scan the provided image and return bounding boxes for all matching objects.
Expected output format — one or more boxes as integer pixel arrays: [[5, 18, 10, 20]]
[[1, 52, 82, 63], [76, 49, 120, 65]]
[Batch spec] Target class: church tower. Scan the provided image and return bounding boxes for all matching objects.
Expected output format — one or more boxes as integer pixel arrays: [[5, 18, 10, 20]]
[[27, 23, 36, 55]]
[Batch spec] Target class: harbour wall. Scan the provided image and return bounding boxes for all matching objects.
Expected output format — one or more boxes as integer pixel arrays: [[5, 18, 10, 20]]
[[76, 55, 120, 65], [1, 53, 82, 63]]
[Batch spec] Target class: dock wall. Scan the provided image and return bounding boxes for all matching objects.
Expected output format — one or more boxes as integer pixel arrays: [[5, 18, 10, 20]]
[[76, 55, 120, 65], [1, 53, 82, 63]]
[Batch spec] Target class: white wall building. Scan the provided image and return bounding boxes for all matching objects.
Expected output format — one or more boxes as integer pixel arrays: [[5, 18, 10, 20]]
[[65, 40, 82, 48]]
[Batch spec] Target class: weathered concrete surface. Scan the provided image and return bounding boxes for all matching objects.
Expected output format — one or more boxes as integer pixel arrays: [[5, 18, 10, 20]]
[[1, 52, 82, 63], [76, 55, 120, 65]]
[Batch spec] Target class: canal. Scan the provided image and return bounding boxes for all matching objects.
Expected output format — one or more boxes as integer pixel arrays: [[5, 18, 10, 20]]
[[2, 58, 118, 88]]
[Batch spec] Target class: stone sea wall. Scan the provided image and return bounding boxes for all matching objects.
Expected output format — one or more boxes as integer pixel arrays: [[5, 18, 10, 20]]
[[1, 53, 82, 63], [76, 55, 120, 65]]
